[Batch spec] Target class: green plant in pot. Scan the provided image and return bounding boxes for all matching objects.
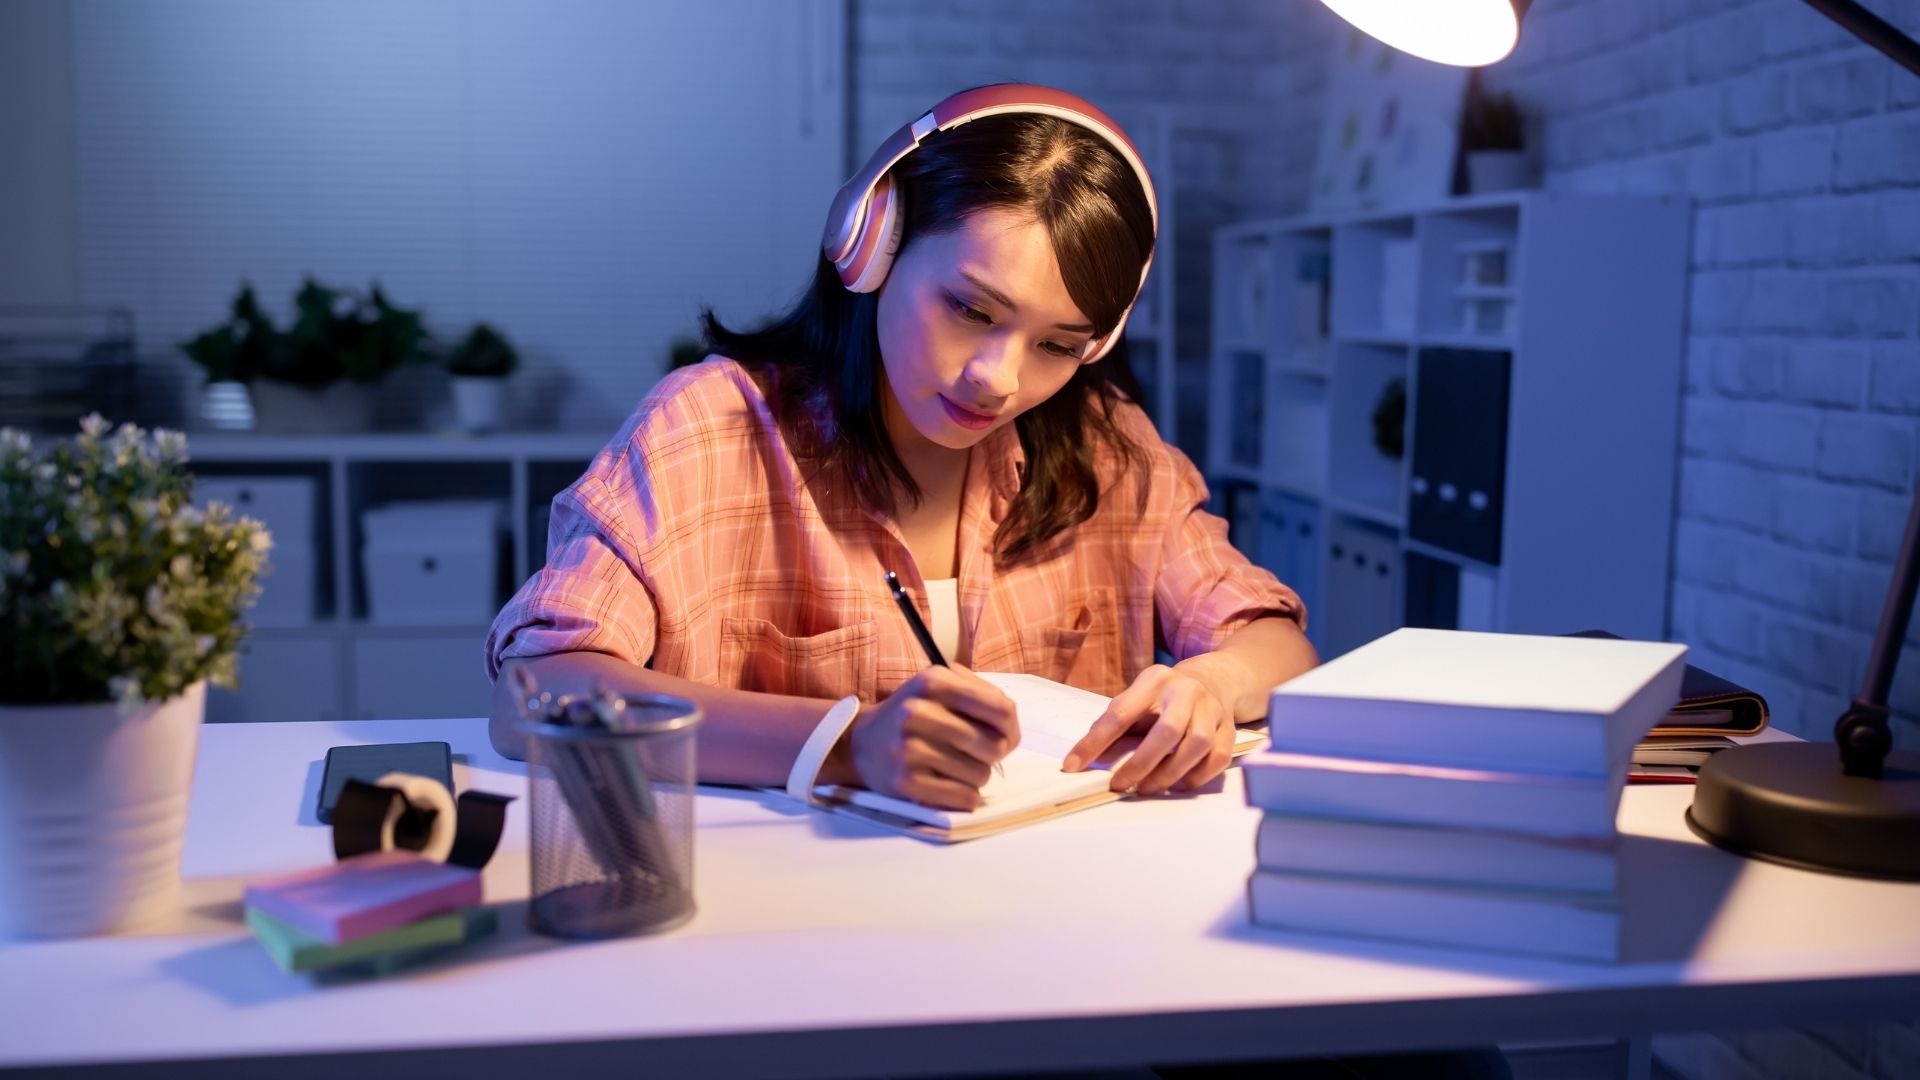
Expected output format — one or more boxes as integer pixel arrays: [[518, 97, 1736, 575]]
[[180, 279, 433, 434], [179, 283, 284, 384], [1459, 77, 1529, 194], [444, 323, 520, 434], [0, 416, 269, 937]]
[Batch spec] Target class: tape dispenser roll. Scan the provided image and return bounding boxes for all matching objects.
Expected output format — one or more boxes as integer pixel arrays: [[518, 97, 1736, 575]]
[[331, 772, 511, 871]]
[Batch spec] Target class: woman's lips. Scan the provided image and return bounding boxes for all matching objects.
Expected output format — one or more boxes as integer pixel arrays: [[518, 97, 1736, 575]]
[[939, 394, 996, 430]]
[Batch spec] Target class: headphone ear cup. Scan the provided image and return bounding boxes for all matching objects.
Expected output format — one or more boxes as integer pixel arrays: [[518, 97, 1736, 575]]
[[1080, 295, 1138, 364], [840, 173, 904, 293]]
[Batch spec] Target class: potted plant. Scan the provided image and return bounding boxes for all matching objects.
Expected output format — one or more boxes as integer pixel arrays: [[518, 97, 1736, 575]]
[[443, 323, 519, 434], [0, 416, 269, 937], [1459, 78, 1530, 194], [180, 279, 432, 434], [181, 284, 282, 429], [1371, 376, 1406, 460]]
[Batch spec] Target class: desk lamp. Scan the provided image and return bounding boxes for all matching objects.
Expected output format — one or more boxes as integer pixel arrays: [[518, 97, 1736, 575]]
[[1318, 0, 1920, 881]]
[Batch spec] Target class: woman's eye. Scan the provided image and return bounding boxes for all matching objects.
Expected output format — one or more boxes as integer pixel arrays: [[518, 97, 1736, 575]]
[[1041, 341, 1079, 357], [950, 296, 991, 325]]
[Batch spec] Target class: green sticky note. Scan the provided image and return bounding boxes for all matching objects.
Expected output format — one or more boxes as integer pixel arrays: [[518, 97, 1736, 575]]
[[248, 904, 496, 973]]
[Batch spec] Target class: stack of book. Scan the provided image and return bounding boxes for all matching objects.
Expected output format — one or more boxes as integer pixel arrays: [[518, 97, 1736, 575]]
[[243, 849, 495, 974], [1243, 628, 1687, 963]]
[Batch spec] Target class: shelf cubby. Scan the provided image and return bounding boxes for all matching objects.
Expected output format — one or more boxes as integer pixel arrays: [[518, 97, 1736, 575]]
[[1418, 203, 1521, 342], [185, 433, 607, 721], [1207, 192, 1689, 657], [1327, 344, 1409, 527], [1264, 370, 1329, 499], [1330, 216, 1418, 340]]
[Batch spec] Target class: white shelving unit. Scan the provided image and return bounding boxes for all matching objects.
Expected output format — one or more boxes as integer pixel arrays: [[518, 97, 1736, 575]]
[[186, 433, 608, 723], [1208, 191, 1690, 658]]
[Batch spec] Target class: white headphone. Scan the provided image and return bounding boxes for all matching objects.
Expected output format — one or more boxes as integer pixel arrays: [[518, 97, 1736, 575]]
[[820, 83, 1158, 364]]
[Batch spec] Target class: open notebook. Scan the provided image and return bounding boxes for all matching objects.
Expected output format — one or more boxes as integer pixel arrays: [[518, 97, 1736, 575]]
[[801, 672, 1269, 843]]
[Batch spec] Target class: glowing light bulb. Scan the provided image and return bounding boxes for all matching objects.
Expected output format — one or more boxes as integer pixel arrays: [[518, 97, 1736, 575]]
[[1318, 0, 1523, 67]]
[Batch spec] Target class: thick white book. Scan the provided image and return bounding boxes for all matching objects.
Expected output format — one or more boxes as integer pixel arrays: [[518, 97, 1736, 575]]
[[1242, 750, 1623, 839], [1254, 813, 1618, 896], [1246, 868, 1622, 963], [1267, 628, 1687, 777], [808, 672, 1267, 842]]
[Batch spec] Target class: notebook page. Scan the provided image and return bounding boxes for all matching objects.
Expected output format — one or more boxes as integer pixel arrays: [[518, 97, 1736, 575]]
[[810, 672, 1268, 830], [812, 672, 1117, 829], [978, 671, 1113, 758], [816, 747, 1109, 829]]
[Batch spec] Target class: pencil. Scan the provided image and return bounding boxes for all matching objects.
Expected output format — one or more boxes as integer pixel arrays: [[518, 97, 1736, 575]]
[[884, 571, 1005, 781]]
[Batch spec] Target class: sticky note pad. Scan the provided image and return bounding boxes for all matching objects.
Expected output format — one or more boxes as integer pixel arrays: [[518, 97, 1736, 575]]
[[247, 905, 498, 973], [243, 850, 482, 945]]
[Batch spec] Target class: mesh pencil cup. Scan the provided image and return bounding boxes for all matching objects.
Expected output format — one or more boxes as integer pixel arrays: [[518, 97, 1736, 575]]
[[518, 695, 700, 939]]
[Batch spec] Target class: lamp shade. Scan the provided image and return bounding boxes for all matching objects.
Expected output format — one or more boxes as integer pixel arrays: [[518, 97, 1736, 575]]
[[1318, 0, 1525, 67]]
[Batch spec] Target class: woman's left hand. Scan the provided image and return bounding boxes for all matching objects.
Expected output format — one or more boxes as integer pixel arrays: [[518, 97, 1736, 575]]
[[1061, 663, 1235, 796]]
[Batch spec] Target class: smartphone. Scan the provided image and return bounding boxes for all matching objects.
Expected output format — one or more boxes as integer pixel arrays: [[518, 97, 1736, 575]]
[[317, 741, 454, 824]]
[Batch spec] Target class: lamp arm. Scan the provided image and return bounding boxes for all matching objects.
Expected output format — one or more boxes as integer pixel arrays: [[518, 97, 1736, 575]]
[[1800, 0, 1920, 79], [1792, 0, 1920, 776], [1837, 479, 1920, 778]]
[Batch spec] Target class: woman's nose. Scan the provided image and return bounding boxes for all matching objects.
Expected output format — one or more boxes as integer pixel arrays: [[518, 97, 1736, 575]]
[[964, 340, 1020, 402]]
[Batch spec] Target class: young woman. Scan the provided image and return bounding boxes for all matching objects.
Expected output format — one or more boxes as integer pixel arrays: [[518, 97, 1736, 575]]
[[484, 84, 1318, 810]]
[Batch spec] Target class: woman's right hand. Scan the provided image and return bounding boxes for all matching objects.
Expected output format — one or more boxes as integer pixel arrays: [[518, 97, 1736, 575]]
[[843, 665, 1020, 810]]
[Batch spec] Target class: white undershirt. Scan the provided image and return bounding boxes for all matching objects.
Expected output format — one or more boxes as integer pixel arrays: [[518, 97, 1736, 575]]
[[922, 577, 963, 661]]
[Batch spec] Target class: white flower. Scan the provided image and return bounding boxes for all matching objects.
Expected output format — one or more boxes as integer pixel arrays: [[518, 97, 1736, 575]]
[[79, 414, 108, 440], [0, 428, 28, 454], [154, 429, 187, 462]]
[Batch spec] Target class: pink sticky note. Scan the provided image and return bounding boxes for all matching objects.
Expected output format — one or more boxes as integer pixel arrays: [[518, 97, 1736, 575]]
[[243, 850, 481, 946]]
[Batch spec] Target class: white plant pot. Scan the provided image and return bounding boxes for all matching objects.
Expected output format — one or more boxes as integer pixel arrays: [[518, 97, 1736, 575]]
[[248, 379, 376, 434], [0, 682, 206, 938], [1466, 150, 1532, 194], [452, 376, 507, 434]]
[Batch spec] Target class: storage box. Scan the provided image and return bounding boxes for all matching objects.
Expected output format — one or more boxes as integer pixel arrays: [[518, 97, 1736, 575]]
[[361, 501, 502, 627], [194, 476, 318, 627], [1377, 238, 1417, 335]]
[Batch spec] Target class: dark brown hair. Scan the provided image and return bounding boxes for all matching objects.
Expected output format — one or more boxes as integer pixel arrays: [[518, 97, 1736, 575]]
[[700, 107, 1155, 564]]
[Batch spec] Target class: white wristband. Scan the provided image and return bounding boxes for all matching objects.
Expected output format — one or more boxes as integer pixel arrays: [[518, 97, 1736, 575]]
[[786, 694, 862, 805]]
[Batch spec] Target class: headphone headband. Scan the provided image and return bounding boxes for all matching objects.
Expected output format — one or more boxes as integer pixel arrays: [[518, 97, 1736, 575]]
[[822, 84, 1158, 363]]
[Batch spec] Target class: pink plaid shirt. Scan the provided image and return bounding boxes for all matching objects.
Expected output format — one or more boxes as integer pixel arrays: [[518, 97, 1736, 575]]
[[485, 359, 1303, 702]]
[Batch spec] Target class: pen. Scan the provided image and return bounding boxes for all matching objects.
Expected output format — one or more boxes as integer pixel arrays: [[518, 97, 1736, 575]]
[[884, 571, 1005, 781]]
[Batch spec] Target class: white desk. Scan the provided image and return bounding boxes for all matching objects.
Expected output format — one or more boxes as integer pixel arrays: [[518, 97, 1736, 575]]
[[3, 718, 1918, 1079]]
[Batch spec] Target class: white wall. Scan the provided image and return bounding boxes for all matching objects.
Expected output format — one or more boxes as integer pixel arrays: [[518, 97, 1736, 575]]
[[53, 0, 845, 429], [0, 0, 79, 307], [852, 0, 1343, 364]]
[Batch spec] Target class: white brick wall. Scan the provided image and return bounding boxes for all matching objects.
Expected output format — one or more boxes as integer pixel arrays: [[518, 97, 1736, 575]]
[[856, 0, 1919, 748], [1485, 0, 1920, 747], [850, 0, 1342, 363]]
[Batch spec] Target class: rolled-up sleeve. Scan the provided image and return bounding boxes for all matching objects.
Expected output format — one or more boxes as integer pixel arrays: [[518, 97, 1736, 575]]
[[1153, 446, 1305, 660], [483, 472, 658, 680]]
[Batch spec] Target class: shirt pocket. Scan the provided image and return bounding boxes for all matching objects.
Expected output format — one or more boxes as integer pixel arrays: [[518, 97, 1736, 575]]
[[1017, 586, 1118, 689], [719, 617, 878, 702]]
